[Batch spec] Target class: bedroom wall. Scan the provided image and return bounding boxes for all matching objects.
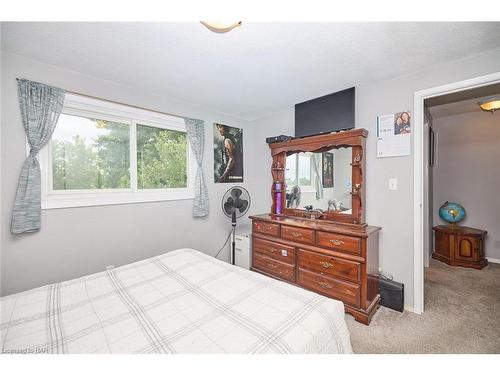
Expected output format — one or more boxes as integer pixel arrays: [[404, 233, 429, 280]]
[[2, 48, 500, 304], [0, 52, 260, 296], [249, 48, 500, 310], [432, 110, 500, 261]]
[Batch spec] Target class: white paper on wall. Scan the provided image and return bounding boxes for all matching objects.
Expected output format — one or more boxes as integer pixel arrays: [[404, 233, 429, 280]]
[[376, 111, 411, 158]]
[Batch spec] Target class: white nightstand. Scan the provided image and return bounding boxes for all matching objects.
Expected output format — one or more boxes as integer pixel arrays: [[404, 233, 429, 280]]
[[234, 232, 252, 270]]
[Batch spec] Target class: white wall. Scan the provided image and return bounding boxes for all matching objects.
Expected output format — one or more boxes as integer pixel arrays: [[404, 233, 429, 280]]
[[248, 110, 295, 216], [0, 52, 260, 296], [432, 110, 500, 260], [249, 48, 500, 309]]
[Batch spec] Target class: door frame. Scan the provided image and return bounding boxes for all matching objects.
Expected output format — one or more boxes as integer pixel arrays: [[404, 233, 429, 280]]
[[413, 71, 500, 314]]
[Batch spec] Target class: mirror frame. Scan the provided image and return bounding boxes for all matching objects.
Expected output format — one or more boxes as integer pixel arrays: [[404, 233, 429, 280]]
[[269, 128, 367, 225]]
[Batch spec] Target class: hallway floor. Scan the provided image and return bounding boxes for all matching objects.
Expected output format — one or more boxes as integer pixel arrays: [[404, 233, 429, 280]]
[[347, 259, 500, 353]]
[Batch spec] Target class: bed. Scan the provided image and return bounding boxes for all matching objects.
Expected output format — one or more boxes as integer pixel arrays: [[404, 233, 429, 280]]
[[0, 248, 352, 354]]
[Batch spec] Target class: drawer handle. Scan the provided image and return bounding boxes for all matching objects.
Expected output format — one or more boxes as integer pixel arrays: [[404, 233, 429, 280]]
[[269, 247, 277, 253], [255, 223, 274, 232], [329, 239, 344, 246], [318, 281, 332, 290], [319, 261, 335, 269], [290, 232, 303, 239], [266, 263, 278, 269]]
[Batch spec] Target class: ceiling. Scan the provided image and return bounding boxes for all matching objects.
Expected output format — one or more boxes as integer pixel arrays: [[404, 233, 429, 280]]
[[426, 83, 500, 118], [2, 22, 500, 120]]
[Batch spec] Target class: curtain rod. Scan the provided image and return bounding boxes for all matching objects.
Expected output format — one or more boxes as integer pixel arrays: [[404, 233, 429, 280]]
[[17, 77, 192, 121]]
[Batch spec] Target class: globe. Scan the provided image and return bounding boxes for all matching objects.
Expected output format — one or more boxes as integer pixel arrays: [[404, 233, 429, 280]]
[[439, 201, 466, 224]]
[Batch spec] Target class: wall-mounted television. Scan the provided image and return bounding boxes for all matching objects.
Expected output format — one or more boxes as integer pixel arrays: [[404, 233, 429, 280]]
[[295, 87, 355, 138]]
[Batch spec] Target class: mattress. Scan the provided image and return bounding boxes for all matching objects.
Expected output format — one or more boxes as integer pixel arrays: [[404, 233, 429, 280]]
[[1, 248, 352, 354]]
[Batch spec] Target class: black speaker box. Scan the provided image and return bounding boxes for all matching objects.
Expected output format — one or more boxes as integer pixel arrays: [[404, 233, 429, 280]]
[[379, 277, 404, 312]]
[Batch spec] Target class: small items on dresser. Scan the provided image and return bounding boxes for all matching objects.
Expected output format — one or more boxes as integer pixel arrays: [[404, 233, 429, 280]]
[[272, 181, 283, 215], [433, 225, 488, 269]]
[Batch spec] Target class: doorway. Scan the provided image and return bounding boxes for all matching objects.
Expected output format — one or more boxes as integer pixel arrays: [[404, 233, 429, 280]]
[[413, 72, 500, 314]]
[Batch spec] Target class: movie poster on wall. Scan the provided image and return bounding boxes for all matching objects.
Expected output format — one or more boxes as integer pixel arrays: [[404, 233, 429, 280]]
[[213, 123, 244, 183]]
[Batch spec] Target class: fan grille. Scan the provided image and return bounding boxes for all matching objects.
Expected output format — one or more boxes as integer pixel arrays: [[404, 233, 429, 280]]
[[221, 186, 251, 219]]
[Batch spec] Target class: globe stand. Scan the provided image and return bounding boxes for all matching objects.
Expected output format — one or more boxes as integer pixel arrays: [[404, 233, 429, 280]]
[[448, 210, 459, 229]]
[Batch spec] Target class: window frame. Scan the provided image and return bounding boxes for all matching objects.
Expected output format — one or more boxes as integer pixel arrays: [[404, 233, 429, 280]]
[[285, 153, 315, 193], [38, 93, 196, 209]]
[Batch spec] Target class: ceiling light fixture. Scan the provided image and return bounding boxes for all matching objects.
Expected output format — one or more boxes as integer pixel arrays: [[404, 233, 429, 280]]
[[478, 96, 500, 114], [201, 21, 242, 33]]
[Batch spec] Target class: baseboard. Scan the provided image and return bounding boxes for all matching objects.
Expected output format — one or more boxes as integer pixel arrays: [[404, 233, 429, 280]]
[[487, 257, 500, 264]]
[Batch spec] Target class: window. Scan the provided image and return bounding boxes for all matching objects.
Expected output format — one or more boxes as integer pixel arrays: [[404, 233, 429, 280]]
[[39, 94, 195, 209], [285, 153, 312, 188], [51, 114, 131, 190], [136, 124, 187, 189]]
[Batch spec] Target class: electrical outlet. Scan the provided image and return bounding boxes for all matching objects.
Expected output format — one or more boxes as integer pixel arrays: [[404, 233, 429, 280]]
[[389, 178, 398, 191]]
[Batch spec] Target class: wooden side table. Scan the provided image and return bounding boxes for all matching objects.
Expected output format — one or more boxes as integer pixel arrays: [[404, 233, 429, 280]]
[[432, 225, 487, 269]]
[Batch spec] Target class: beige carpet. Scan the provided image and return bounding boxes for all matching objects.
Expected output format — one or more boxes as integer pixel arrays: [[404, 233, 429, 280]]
[[347, 259, 500, 353]]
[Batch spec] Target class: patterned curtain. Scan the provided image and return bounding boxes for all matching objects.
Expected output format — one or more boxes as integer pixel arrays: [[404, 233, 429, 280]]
[[312, 153, 324, 200], [185, 117, 209, 217], [11, 79, 65, 234]]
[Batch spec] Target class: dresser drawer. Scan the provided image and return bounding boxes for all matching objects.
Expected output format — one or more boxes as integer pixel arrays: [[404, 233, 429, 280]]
[[253, 220, 280, 237], [297, 249, 360, 283], [253, 253, 295, 282], [253, 237, 295, 264], [316, 231, 361, 255], [281, 225, 314, 245], [297, 268, 360, 307]]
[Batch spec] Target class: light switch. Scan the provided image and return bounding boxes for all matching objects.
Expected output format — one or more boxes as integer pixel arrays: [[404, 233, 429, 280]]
[[389, 178, 398, 191]]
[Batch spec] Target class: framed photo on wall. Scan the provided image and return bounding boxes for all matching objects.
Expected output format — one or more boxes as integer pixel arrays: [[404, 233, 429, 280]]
[[322, 152, 334, 188]]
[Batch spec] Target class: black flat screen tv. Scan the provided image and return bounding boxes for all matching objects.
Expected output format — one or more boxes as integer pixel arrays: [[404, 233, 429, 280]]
[[295, 87, 355, 138]]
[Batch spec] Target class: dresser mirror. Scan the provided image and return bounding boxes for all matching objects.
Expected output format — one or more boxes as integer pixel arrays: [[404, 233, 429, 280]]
[[269, 129, 367, 225], [285, 148, 352, 214]]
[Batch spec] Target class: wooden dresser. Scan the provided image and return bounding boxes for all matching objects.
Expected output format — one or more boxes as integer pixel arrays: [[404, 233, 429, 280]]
[[250, 214, 381, 325], [251, 129, 382, 325], [433, 225, 487, 269]]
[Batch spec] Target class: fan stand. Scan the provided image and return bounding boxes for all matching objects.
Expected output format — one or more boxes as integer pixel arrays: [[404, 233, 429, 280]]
[[231, 210, 237, 265]]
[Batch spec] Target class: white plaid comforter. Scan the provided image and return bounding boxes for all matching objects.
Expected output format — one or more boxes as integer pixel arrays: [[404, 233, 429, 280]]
[[1, 248, 352, 354]]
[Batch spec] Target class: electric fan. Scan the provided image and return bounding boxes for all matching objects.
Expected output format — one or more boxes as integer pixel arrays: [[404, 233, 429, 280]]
[[221, 186, 251, 265]]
